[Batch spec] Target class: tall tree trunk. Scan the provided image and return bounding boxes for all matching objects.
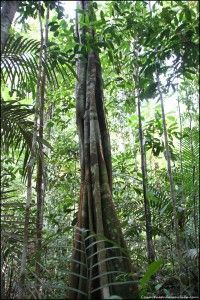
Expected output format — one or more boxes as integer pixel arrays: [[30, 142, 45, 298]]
[[137, 94, 155, 263], [177, 97, 185, 205], [156, 67, 181, 269], [35, 4, 49, 296], [18, 7, 43, 299], [69, 1, 138, 299], [134, 46, 155, 264], [1, 1, 19, 51]]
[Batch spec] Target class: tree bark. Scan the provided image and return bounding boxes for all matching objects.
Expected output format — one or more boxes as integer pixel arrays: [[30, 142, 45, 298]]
[[137, 95, 155, 263], [177, 97, 185, 205], [35, 4, 49, 295], [69, 1, 138, 299], [1, 1, 19, 51]]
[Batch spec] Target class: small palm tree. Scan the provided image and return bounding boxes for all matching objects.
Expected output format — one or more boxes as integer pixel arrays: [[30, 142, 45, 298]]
[[1, 33, 72, 163]]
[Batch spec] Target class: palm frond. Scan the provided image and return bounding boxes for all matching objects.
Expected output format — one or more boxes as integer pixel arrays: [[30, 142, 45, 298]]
[[67, 227, 138, 299], [1, 98, 34, 178], [1, 171, 36, 300], [15, 227, 139, 299], [2, 36, 40, 94], [1, 98, 53, 177], [148, 186, 172, 215], [1, 34, 75, 94], [1, 98, 34, 164]]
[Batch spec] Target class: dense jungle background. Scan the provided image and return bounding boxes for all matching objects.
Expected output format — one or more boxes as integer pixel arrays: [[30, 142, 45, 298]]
[[1, 0, 199, 299]]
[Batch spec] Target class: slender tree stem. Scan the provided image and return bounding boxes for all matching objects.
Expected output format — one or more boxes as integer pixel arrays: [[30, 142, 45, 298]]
[[134, 45, 155, 263], [35, 4, 49, 295], [156, 66, 181, 270], [177, 97, 185, 205], [18, 6, 44, 299], [137, 96, 155, 263]]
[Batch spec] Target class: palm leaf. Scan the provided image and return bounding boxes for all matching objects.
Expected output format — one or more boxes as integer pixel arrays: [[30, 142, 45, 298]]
[[2, 36, 40, 93], [14, 227, 139, 299], [1, 98, 33, 164], [1, 34, 75, 94], [1, 98, 34, 178], [1, 98, 54, 178], [1, 173, 36, 299], [67, 227, 139, 299]]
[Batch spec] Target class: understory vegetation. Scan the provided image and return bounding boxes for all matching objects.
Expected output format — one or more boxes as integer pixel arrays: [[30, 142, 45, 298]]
[[1, 0, 199, 299]]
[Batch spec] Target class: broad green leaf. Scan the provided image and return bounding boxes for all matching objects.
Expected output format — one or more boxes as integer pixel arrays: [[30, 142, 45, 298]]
[[140, 260, 163, 290], [39, 138, 53, 150], [66, 62, 79, 81]]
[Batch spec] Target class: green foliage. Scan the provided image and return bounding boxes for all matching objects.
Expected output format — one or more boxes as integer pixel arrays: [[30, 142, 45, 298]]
[[139, 259, 163, 297], [1, 0, 199, 299], [67, 228, 138, 299], [1, 33, 74, 95], [1, 99, 33, 164]]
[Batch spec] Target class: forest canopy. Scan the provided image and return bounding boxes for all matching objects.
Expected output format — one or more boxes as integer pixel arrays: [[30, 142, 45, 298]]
[[1, 0, 199, 299]]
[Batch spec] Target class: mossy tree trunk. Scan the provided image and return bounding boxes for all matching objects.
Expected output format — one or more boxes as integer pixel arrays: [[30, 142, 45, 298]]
[[69, 1, 138, 299]]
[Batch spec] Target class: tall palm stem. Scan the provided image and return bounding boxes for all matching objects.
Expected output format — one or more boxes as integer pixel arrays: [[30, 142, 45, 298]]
[[18, 7, 43, 299], [35, 5, 49, 295]]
